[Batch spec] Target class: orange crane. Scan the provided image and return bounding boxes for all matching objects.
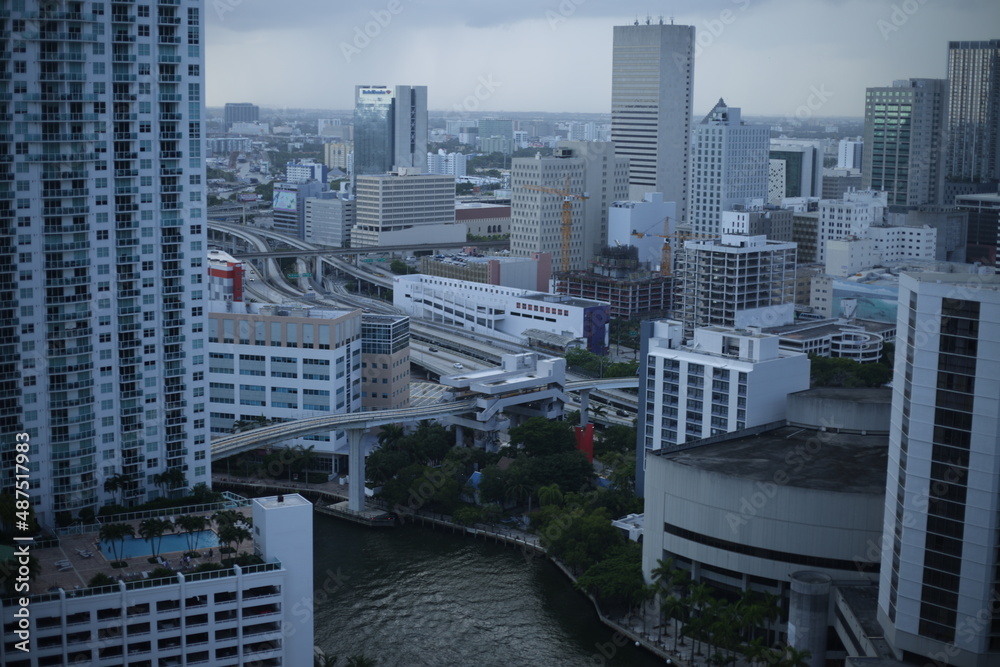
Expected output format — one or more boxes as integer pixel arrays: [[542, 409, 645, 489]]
[[631, 228, 717, 276], [523, 176, 589, 273]]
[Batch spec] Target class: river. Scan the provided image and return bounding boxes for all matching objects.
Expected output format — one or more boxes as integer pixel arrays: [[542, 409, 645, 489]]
[[311, 514, 664, 666]]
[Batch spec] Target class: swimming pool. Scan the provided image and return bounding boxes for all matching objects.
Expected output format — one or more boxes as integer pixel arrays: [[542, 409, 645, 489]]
[[100, 529, 221, 560]]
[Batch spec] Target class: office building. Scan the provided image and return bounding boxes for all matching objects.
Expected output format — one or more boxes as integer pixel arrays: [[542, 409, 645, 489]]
[[285, 159, 328, 184], [611, 21, 695, 217], [272, 181, 324, 239], [607, 193, 677, 272], [352, 84, 427, 185], [351, 170, 460, 248], [825, 226, 938, 277], [636, 321, 810, 459], [942, 40, 1000, 204], [838, 139, 864, 170], [689, 99, 771, 236], [305, 195, 355, 248], [878, 272, 1000, 667], [769, 140, 823, 204], [510, 142, 629, 271], [2, 0, 208, 528], [208, 302, 362, 474], [862, 79, 947, 206], [224, 102, 260, 130], [675, 218, 797, 331], [207, 137, 253, 158], [393, 275, 611, 354], [816, 190, 888, 265], [955, 192, 1000, 266], [0, 494, 314, 667], [478, 118, 514, 151], [361, 314, 411, 411]]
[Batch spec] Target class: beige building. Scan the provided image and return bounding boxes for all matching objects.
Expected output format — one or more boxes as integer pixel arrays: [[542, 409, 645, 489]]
[[361, 314, 411, 411], [351, 170, 461, 248], [324, 141, 353, 171]]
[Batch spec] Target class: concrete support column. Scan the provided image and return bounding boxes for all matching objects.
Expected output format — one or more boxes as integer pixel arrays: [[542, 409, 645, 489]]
[[788, 571, 832, 667], [454, 424, 464, 448], [578, 389, 591, 427], [347, 429, 366, 512]]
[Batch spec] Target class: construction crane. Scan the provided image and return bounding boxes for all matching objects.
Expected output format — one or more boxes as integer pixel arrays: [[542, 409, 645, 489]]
[[631, 228, 717, 277], [522, 176, 589, 273]]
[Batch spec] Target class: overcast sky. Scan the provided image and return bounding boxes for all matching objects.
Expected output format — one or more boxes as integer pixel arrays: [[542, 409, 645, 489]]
[[206, 0, 999, 118]]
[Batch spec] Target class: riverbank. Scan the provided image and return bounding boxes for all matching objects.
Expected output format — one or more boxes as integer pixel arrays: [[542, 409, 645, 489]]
[[213, 474, 692, 665]]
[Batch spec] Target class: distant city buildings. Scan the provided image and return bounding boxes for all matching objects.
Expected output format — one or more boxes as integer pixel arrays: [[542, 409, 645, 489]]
[[838, 139, 864, 170], [510, 142, 629, 271], [689, 99, 770, 236], [816, 190, 889, 265], [611, 21, 695, 218], [863, 78, 947, 206], [455, 202, 511, 237], [419, 252, 551, 292], [286, 159, 328, 184], [273, 181, 325, 238], [351, 170, 460, 248], [955, 192, 1000, 266], [324, 142, 353, 172], [224, 102, 260, 129], [427, 149, 469, 177], [879, 272, 1000, 667], [942, 40, 1000, 203], [207, 250, 246, 303]]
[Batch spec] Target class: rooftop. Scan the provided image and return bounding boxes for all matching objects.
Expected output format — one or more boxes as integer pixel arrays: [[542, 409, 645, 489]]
[[656, 425, 888, 494]]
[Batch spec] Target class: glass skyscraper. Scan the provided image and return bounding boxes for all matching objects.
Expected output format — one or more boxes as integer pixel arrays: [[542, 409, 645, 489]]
[[2, 0, 209, 528], [352, 84, 427, 188]]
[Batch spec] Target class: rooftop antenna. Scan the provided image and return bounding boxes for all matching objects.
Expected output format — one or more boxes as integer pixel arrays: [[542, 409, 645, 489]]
[[646, 14, 651, 25], [634, 15, 639, 26], [659, 15, 664, 25]]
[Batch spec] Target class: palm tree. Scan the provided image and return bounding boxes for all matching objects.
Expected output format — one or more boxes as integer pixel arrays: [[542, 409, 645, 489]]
[[138, 518, 174, 561], [660, 594, 685, 653], [503, 470, 534, 513], [288, 444, 316, 481], [103, 472, 128, 506], [651, 557, 675, 592], [174, 514, 207, 553], [99, 522, 134, 563], [218, 523, 252, 556], [313, 648, 339, 667], [774, 645, 811, 667], [377, 423, 405, 447], [761, 592, 782, 646], [212, 508, 244, 530]]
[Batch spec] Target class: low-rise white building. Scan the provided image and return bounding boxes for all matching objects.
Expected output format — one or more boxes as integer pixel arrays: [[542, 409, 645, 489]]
[[638, 321, 810, 459], [305, 195, 355, 248], [817, 190, 888, 265], [825, 225, 938, 277], [0, 495, 314, 667], [392, 274, 610, 354], [208, 302, 362, 474]]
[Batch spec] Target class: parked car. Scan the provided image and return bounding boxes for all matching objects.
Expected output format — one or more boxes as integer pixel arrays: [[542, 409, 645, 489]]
[[453, 362, 464, 369], [429, 347, 439, 352]]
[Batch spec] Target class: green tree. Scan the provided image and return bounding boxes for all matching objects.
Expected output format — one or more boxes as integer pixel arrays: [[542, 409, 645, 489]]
[[103, 472, 128, 506], [99, 522, 135, 563], [508, 417, 576, 457], [537, 483, 563, 507], [576, 543, 647, 615], [88, 572, 116, 587], [595, 424, 636, 458], [138, 517, 174, 561], [174, 514, 208, 553], [218, 523, 252, 555]]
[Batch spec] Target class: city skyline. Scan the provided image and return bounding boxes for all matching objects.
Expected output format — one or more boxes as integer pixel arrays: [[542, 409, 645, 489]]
[[206, 0, 999, 117]]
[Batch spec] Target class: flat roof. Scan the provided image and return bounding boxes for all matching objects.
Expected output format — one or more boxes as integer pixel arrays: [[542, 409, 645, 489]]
[[656, 425, 888, 494], [520, 292, 605, 308], [791, 387, 893, 405], [255, 493, 311, 509]]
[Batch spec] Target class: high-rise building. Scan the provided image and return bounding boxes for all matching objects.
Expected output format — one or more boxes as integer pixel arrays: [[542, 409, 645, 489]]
[[224, 102, 260, 129], [689, 99, 771, 236], [352, 85, 427, 188], [675, 215, 797, 331], [305, 195, 355, 248], [509, 142, 629, 271], [478, 118, 514, 143], [3, 0, 209, 528], [285, 160, 328, 184], [862, 79, 947, 206], [324, 142, 353, 172], [942, 40, 1000, 204], [426, 150, 468, 177], [878, 272, 1000, 667], [611, 21, 695, 218], [351, 170, 458, 248]]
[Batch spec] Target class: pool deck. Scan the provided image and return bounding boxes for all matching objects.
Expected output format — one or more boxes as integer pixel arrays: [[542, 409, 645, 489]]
[[31, 506, 253, 594]]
